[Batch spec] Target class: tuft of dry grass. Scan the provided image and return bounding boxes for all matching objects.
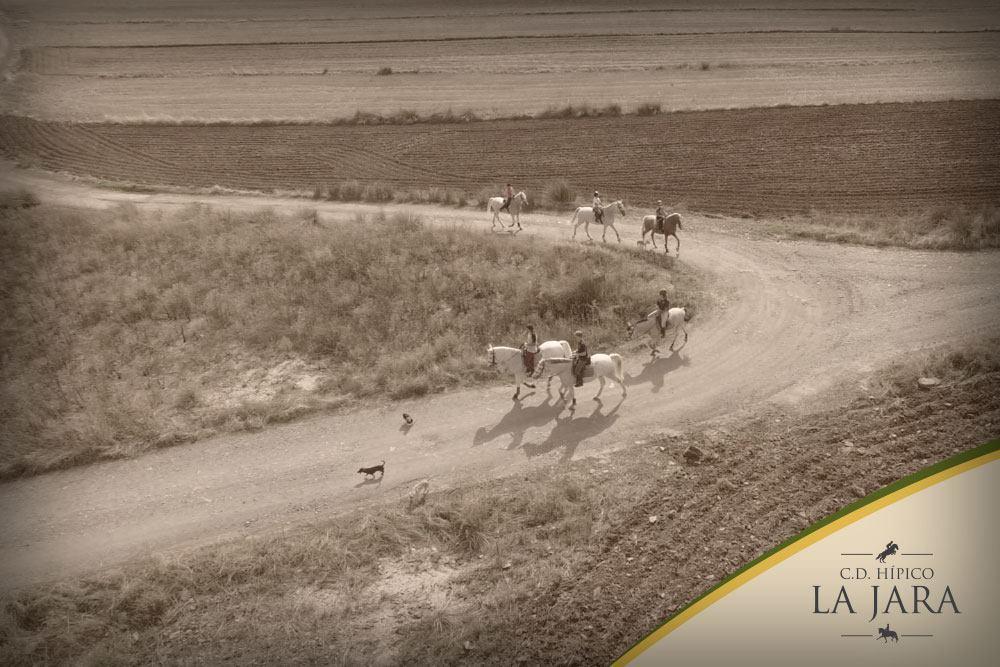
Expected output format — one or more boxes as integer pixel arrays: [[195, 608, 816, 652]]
[[0, 204, 704, 478], [543, 178, 576, 208]]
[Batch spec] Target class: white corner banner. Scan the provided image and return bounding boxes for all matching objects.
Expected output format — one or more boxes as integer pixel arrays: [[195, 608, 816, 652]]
[[617, 442, 1000, 666]]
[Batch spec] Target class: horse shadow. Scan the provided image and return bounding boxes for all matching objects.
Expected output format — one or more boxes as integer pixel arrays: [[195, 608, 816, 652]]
[[523, 397, 623, 462], [354, 475, 384, 488], [399, 422, 413, 435], [472, 395, 562, 450], [624, 350, 689, 393]]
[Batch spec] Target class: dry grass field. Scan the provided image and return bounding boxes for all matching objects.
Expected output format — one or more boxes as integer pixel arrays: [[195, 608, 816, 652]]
[[3, 100, 998, 216], [0, 202, 705, 479]]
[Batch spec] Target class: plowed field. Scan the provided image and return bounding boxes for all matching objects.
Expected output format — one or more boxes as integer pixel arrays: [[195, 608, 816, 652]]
[[3, 100, 998, 215]]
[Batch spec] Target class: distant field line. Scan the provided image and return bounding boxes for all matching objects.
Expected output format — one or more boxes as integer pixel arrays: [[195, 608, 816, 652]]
[[39, 28, 1000, 49], [25, 7, 920, 26]]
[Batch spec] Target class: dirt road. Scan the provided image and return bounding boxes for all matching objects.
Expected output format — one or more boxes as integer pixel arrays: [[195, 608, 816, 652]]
[[1, 165, 998, 590]]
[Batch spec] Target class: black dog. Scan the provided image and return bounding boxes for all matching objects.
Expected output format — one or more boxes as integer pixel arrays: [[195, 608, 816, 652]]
[[358, 460, 385, 479]]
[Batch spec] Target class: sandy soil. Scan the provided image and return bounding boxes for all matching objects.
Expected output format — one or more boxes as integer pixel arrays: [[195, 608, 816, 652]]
[[0, 164, 997, 592]]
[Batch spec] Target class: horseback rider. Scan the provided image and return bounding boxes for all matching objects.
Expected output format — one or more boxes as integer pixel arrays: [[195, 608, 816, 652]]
[[572, 330, 590, 387], [521, 324, 539, 374], [656, 288, 671, 337], [654, 199, 666, 234], [592, 190, 604, 225], [500, 182, 515, 212]]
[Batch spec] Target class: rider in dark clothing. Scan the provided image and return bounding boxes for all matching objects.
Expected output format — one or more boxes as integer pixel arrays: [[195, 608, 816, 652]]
[[522, 324, 539, 374], [654, 200, 666, 233], [656, 288, 671, 337], [500, 183, 514, 212], [572, 330, 590, 387], [592, 191, 604, 225]]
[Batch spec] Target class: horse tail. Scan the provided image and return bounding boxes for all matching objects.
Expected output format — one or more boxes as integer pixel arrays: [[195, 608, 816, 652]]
[[569, 209, 579, 225], [610, 353, 624, 383], [684, 309, 693, 322]]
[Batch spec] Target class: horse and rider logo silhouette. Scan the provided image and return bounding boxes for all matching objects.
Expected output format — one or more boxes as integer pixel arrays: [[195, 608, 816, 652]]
[[877, 624, 900, 643], [876, 540, 900, 563], [874, 541, 902, 644]]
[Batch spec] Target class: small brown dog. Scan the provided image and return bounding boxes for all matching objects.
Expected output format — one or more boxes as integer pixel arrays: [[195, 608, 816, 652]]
[[357, 460, 385, 478]]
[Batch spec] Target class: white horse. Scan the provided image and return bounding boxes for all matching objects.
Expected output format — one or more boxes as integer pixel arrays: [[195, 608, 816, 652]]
[[488, 340, 573, 400], [533, 353, 626, 409], [570, 200, 626, 243], [627, 307, 692, 355], [487, 191, 528, 231]]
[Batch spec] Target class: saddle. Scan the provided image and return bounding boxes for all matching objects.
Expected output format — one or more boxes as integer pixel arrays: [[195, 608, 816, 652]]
[[654, 217, 665, 234]]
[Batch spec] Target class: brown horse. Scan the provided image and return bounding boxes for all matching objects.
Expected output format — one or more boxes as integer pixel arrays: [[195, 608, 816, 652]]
[[640, 212, 682, 255]]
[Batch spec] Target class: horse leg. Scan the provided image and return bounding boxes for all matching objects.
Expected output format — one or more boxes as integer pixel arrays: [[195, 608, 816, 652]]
[[651, 232, 658, 249], [585, 222, 592, 241], [675, 233, 680, 257], [612, 224, 621, 243], [594, 376, 605, 400]]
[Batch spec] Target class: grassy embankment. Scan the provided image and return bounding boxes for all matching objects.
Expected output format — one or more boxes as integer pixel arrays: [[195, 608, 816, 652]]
[[1, 340, 996, 664], [763, 205, 1000, 250], [0, 200, 703, 479]]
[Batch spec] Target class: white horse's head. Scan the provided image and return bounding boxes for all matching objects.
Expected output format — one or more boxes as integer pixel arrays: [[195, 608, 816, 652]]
[[615, 200, 626, 216], [515, 191, 528, 206]]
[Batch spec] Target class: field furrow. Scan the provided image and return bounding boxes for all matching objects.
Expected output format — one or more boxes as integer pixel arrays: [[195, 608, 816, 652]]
[[2, 100, 998, 215]]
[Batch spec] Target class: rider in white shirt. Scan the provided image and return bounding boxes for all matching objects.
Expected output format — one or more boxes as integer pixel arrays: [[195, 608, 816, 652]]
[[592, 190, 603, 224]]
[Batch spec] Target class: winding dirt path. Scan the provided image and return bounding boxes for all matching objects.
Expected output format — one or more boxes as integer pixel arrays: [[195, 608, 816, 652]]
[[1, 164, 998, 590]]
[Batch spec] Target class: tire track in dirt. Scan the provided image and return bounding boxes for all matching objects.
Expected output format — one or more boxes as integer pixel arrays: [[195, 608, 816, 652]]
[[0, 165, 997, 590]]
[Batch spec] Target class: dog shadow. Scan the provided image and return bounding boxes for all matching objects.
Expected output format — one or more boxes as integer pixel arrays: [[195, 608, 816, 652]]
[[624, 350, 689, 393], [472, 395, 561, 450], [354, 475, 384, 488], [523, 396, 624, 462]]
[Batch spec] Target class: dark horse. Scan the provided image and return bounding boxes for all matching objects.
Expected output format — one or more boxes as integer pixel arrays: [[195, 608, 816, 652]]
[[876, 541, 899, 563], [640, 212, 683, 255], [877, 624, 899, 643]]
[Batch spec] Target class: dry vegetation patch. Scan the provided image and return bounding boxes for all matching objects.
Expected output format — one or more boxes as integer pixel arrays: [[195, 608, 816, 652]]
[[2, 339, 996, 664], [739, 204, 1000, 250], [0, 203, 704, 479]]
